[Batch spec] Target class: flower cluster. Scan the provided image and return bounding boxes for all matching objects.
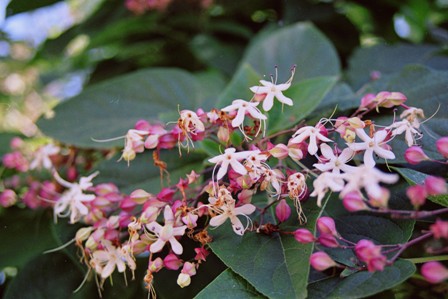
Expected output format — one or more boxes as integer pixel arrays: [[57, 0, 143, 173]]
[[1, 67, 447, 294]]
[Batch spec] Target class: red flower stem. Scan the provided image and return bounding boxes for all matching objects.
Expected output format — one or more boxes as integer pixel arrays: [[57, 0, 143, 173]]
[[388, 232, 433, 264]]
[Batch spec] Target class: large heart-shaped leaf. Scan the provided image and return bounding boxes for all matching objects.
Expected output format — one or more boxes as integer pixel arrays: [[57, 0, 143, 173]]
[[38, 68, 202, 149], [208, 198, 325, 299], [347, 44, 448, 90], [241, 22, 340, 82], [307, 259, 416, 299], [195, 269, 266, 299]]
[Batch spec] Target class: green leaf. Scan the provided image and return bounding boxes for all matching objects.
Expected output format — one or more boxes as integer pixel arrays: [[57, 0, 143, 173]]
[[37, 68, 202, 149], [266, 76, 337, 133], [0, 208, 58, 269], [242, 22, 340, 82], [6, 0, 62, 16], [195, 269, 266, 299], [208, 199, 324, 299], [96, 150, 206, 193], [194, 70, 228, 111], [394, 168, 448, 207], [307, 260, 416, 299], [347, 44, 448, 89], [3, 252, 84, 299], [216, 64, 261, 107]]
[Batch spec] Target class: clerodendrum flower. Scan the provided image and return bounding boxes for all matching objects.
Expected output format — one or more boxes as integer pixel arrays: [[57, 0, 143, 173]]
[[208, 148, 259, 180], [313, 144, 355, 174], [53, 171, 99, 224], [147, 205, 187, 255], [221, 99, 267, 128], [290, 125, 332, 155], [91, 241, 136, 279], [209, 199, 256, 235], [310, 172, 345, 207], [348, 129, 395, 168], [249, 67, 295, 111]]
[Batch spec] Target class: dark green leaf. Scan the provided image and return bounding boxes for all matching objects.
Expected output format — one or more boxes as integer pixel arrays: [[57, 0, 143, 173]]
[[38, 68, 202, 149], [195, 269, 266, 299], [307, 260, 416, 299], [347, 44, 448, 89], [267, 76, 337, 133], [208, 199, 325, 299], [3, 253, 84, 299], [6, 0, 61, 16], [242, 22, 340, 82], [0, 208, 58, 269]]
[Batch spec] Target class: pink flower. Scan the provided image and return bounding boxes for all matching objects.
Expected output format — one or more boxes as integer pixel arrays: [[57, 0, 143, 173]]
[[355, 239, 387, 272], [436, 136, 448, 158], [430, 219, 448, 239], [0, 189, 17, 207], [147, 206, 187, 255], [406, 185, 427, 208], [421, 262, 448, 284], [163, 253, 183, 270]]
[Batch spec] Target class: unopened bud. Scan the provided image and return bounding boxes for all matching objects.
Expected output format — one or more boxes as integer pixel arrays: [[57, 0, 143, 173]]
[[294, 228, 315, 244], [436, 136, 448, 158], [269, 144, 289, 159], [342, 192, 369, 212], [425, 176, 447, 196], [430, 219, 448, 239], [310, 252, 337, 271], [75, 227, 93, 242], [405, 146, 429, 165], [130, 189, 153, 204], [217, 126, 230, 143], [164, 253, 183, 270], [0, 189, 17, 207], [406, 185, 427, 208], [177, 273, 191, 288], [421, 262, 448, 284], [144, 135, 159, 149], [181, 262, 197, 276], [149, 258, 164, 273], [347, 117, 365, 129], [275, 199, 291, 223], [317, 217, 338, 236], [318, 234, 339, 248], [368, 187, 390, 208]]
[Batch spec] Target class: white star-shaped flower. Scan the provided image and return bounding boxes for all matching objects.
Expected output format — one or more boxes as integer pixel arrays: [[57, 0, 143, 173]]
[[221, 99, 267, 127], [387, 119, 422, 147], [29, 144, 60, 170], [313, 144, 355, 174], [91, 241, 135, 279], [53, 171, 98, 224], [208, 148, 258, 180], [290, 125, 332, 155], [348, 129, 395, 168], [310, 172, 345, 207], [147, 206, 187, 255], [209, 199, 256, 235]]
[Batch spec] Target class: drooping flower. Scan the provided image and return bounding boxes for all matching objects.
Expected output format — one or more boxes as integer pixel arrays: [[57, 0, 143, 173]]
[[208, 148, 258, 180], [209, 199, 256, 235], [290, 125, 332, 155], [249, 68, 295, 111], [221, 99, 267, 128], [29, 144, 60, 170], [348, 129, 395, 168], [91, 241, 136, 279], [313, 144, 355, 174], [53, 171, 99, 224], [147, 206, 187, 255]]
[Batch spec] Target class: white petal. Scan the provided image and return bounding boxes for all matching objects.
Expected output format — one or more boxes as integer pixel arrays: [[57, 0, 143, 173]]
[[216, 162, 229, 180], [320, 143, 335, 159], [348, 142, 368, 152], [234, 204, 256, 215], [262, 93, 275, 111], [116, 258, 126, 273], [150, 239, 166, 253], [374, 130, 388, 142], [173, 226, 187, 236], [230, 160, 247, 175], [230, 216, 245, 235], [374, 146, 396, 160], [338, 148, 354, 163], [169, 237, 184, 255], [209, 214, 228, 227], [363, 149, 376, 168], [232, 107, 246, 127], [276, 93, 293, 106], [314, 163, 333, 172], [101, 261, 116, 279], [308, 135, 318, 155], [247, 107, 267, 120], [147, 221, 163, 234], [355, 128, 371, 142], [163, 205, 174, 223]]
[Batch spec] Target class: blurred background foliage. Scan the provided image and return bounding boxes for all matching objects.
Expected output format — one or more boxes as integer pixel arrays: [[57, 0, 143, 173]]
[[1, 0, 448, 298], [1, 0, 448, 137]]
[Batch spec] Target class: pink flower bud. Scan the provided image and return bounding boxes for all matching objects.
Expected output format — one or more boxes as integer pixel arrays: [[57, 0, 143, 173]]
[[317, 217, 338, 236], [425, 176, 447, 196], [430, 219, 448, 239], [318, 234, 339, 248], [376, 91, 407, 108], [181, 262, 197, 276], [141, 206, 159, 224], [194, 247, 209, 262], [404, 146, 429, 165], [130, 189, 153, 204], [149, 258, 164, 273], [144, 135, 159, 149], [360, 93, 376, 109], [342, 192, 369, 212], [355, 239, 386, 272], [406, 185, 427, 208], [134, 120, 151, 131], [10, 137, 24, 149], [294, 228, 315, 244], [368, 187, 390, 208], [288, 143, 305, 161], [217, 126, 230, 143], [120, 197, 137, 211], [275, 199, 291, 223], [0, 189, 17, 207], [269, 144, 289, 159], [164, 253, 183, 270], [421, 262, 448, 284], [436, 136, 448, 158], [310, 252, 337, 271]]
